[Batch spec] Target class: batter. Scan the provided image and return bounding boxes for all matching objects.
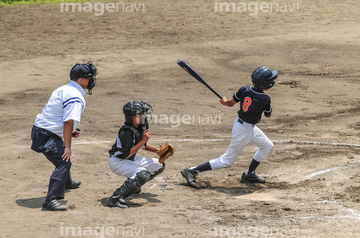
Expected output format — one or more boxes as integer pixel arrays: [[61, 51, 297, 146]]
[[181, 66, 278, 189]]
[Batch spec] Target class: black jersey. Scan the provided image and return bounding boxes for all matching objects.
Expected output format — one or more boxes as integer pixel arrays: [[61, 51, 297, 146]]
[[109, 124, 144, 161], [233, 86, 272, 124]]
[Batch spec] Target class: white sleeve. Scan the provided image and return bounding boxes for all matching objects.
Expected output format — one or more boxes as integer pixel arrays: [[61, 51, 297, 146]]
[[63, 98, 84, 129]]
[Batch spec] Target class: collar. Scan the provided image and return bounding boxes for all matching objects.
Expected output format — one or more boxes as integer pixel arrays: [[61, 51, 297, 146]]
[[251, 87, 265, 94], [69, 80, 87, 96]]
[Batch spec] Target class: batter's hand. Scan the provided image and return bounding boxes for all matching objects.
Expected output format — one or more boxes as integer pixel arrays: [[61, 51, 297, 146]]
[[142, 130, 151, 143], [220, 97, 227, 105], [62, 148, 72, 163]]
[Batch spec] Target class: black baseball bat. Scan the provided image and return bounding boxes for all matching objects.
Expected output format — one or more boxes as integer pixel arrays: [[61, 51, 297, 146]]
[[177, 59, 222, 99]]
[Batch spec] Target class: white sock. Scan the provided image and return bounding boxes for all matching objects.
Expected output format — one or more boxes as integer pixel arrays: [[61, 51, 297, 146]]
[[245, 169, 249, 175], [189, 166, 200, 173]]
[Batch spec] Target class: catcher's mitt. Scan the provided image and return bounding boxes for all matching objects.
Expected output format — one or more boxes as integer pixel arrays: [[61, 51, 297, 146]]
[[157, 143, 175, 163]]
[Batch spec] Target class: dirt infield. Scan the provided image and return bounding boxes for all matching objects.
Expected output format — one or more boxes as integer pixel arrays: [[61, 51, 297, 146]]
[[1, 0, 360, 237]]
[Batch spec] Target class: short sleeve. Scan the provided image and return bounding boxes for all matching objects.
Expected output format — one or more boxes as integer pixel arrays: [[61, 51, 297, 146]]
[[63, 99, 84, 124], [263, 97, 272, 117], [233, 88, 242, 103]]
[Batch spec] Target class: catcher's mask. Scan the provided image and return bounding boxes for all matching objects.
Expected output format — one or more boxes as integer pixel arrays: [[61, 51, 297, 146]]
[[251, 66, 278, 90], [70, 61, 98, 95], [123, 101, 153, 130]]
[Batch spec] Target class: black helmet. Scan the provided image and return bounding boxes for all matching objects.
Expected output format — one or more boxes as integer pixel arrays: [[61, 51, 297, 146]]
[[251, 66, 278, 89], [123, 101, 153, 128], [70, 62, 98, 95]]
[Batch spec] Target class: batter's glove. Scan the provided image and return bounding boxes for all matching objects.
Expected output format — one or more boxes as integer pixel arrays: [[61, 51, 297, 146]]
[[157, 143, 175, 163]]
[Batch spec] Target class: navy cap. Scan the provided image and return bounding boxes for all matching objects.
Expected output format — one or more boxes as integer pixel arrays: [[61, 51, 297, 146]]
[[70, 64, 94, 80]]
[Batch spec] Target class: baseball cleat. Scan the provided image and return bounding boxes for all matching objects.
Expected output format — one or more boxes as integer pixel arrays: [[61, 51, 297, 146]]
[[66, 180, 81, 189], [241, 172, 266, 183], [181, 167, 201, 189], [42, 196, 68, 211], [108, 196, 128, 209]]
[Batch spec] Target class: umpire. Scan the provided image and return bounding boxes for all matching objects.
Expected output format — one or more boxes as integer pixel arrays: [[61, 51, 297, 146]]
[[31, 62, 98, 211]]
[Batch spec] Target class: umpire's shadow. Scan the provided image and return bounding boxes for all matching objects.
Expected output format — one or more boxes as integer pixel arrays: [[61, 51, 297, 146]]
[[99, 192, 161, 208], [16, 196, 68, 209], [16, 196, 44, 209]]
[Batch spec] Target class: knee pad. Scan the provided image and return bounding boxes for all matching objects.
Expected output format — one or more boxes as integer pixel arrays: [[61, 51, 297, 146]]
[[114, 171, 150, 199], [149, 163, 166, 181], [135, 170, 151, 184]]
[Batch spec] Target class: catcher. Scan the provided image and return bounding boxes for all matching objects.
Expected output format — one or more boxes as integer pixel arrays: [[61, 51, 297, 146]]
[[108, 100, 175, 208]]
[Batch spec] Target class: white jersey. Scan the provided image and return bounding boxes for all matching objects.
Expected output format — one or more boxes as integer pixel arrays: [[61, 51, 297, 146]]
[[34, 80, 86, 137]]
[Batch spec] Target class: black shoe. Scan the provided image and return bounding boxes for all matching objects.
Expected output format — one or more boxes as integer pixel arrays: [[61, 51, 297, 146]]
[[241, 172, 266, 183], [66, 180, 81, 189], [181, 168, 201, 189], [108, 196, 128, 208], [43, 196, 68, 211]]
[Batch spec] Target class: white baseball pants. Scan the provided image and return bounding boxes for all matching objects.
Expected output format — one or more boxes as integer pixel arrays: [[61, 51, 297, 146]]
[[109, 155, 163, 179], [209, 115, 273, 170]]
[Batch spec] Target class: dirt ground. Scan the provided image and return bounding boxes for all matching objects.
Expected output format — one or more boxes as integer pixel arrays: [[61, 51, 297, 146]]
[[1, 0, 360, 237]]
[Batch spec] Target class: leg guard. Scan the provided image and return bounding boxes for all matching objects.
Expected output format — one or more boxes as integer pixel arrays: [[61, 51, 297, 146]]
[[149, 162, 166, 181], [113, 170, 151, 199]]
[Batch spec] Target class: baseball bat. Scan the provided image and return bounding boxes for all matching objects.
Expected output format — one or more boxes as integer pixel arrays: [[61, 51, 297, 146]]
[[177, 59, 222, 99]]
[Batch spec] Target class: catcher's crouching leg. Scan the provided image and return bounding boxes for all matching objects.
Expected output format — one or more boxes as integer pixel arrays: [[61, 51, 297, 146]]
[[149, 162, 165, 181], [109, 170, 151, 208]]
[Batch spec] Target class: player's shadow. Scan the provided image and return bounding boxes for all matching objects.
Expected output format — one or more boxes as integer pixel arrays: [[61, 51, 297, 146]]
[[203, 180, 264, 196], [178, 180, 263, 196], [16, 196, 67, 209], [99, 192, 161, 208], [132, 192, 162, 203]]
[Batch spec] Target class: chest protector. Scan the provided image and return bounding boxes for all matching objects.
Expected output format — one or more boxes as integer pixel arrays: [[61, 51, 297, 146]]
[[109, 124, 143, 159]]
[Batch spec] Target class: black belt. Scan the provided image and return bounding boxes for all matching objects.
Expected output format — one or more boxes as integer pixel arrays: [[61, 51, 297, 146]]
[[238, 118, 255, 127], [114, 154, 124, 159], [34, 126, 62, 141]]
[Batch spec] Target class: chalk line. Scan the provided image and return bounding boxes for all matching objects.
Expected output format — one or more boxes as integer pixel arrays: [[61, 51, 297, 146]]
[[74, 138, 360, 147], [273, 140, 360, 147], [73, 138, 226, 145], [73, 141, 113, 145], [305, 163, 360, 178], [299, 209, 360, 220]]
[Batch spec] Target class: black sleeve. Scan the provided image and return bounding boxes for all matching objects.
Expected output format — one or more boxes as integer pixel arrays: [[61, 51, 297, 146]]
[[119, 129, 134, 159], [233, 88, 242, 103], [263, 98, 272, 117]]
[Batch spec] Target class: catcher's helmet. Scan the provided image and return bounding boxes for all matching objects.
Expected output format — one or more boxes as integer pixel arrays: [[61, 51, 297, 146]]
[[251, 66, 278, 89], [123, 101, 153, 127], [70, 62, 98, 95]]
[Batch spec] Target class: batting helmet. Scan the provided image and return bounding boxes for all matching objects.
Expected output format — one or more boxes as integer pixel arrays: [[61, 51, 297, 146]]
[[251, 66, 278, 89], [123, 101, 153, 127], [70, 62, 98, 95]]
